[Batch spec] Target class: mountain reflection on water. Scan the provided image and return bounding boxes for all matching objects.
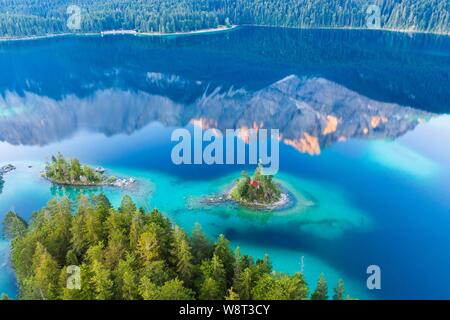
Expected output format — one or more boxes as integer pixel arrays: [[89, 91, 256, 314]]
[[0, 74, 431, 155], [0, 26, 448, 152]]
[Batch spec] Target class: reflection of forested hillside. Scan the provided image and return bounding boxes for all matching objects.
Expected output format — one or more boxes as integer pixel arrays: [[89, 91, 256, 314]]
[[0, 27, 448, 113], [0, 0, 449, 36]]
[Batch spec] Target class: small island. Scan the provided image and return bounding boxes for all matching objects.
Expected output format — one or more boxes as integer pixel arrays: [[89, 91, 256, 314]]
[[228, 164, 288, 210], [42, 153, 135, 188]]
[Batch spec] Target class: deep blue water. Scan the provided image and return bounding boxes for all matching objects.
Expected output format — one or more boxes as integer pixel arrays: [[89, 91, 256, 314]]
[[0, 26, 449, 299]]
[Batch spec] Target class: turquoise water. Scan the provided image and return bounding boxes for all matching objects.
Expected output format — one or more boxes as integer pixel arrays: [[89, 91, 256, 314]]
[[0, 158, 374, 299], [0, 27, 450, 299]]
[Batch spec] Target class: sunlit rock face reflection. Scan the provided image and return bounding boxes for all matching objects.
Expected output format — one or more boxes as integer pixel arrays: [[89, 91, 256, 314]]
[[193, 75, 432, 154], [0, 74, 430, 153]]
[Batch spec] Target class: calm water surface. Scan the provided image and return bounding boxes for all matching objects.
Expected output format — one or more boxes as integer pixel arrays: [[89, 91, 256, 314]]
[[0, 27, 449, 299]]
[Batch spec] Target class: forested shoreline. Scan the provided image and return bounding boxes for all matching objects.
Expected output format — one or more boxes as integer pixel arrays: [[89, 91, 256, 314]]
[[2, 194, 349, 300], [0, 0, 448, 37]]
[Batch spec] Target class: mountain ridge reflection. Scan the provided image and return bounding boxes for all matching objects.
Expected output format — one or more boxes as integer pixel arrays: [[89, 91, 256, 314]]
[[1, 27, 449, 113], [0, 74, 431, 154]]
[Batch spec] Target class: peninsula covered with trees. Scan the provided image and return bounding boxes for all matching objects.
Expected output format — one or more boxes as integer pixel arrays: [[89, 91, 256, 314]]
[[2, 194, 349, 300], [43, 153, 134, 188], [0, 0, 448, 37]]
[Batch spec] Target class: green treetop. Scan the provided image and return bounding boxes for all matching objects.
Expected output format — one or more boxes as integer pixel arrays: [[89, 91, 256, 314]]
[[311, 274, 329, 300], [44, 153, 104, 185]]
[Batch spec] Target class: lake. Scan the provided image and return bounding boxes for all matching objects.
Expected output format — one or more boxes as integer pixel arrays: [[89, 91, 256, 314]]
[[0, 26, 449, 299]]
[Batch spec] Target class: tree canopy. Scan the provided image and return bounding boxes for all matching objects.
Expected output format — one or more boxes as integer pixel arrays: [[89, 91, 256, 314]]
[[3, 193, 349, 300]]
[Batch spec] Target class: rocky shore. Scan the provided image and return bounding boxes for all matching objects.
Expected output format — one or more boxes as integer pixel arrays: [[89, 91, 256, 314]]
[[41, 166, 136, 189], [42, 173, 136, 189], [226, 182, 291, 210], [200, 182, 292, 211]]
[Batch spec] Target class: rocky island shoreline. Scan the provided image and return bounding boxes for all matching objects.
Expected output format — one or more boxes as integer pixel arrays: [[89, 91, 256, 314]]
[[200, 164, 292, 211]]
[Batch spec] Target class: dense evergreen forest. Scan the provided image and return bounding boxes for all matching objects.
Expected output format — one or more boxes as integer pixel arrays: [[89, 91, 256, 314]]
[[0, 0, 448, 37], [2, 194, 349, 300]]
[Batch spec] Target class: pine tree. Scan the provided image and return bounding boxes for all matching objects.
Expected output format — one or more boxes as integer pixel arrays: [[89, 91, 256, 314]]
[[190, 223, 212, 263], [137, 229, 160, 266], [333, 279, 345, 300], [213, 234, 235, 286], [252, 273, 281, 299], [90, 260, 114, 300], [44, 197, 72, 264], [104, 228, 127, 268], [199, 277, 222, 300], [83, 199, 105, 247], [65, 250, 78, 266], [232, 247, 244, 292], [172, 227, 195, 286], [119, 195, 137, 217], [92, 193, 111, 221], [143, 260, 171, 286], [311, 274, 328, 300], [211, 254, 227, 295], [129, 211, 145, 250], [158, 279, 194, 300], [139, 276, 159, 300], [277, 273, 308, 300], [115, 253, 138, 300], [239, 267, 253, 300], [70, 213, 87, 255], [2, 211, 27, 239], [148, 209, 174, 261], [225, 287, 240, 300], [32, 243, 60, 300], [256, 254, 272, 275]]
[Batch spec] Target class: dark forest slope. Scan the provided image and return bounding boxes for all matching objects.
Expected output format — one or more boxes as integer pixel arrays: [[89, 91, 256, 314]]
[[0, 0, 448, 37]]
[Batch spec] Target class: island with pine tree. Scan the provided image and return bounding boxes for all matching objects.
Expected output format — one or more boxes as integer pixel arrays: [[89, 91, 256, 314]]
[[228, 164, 289, 210], [42, 153, 135, 188]]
